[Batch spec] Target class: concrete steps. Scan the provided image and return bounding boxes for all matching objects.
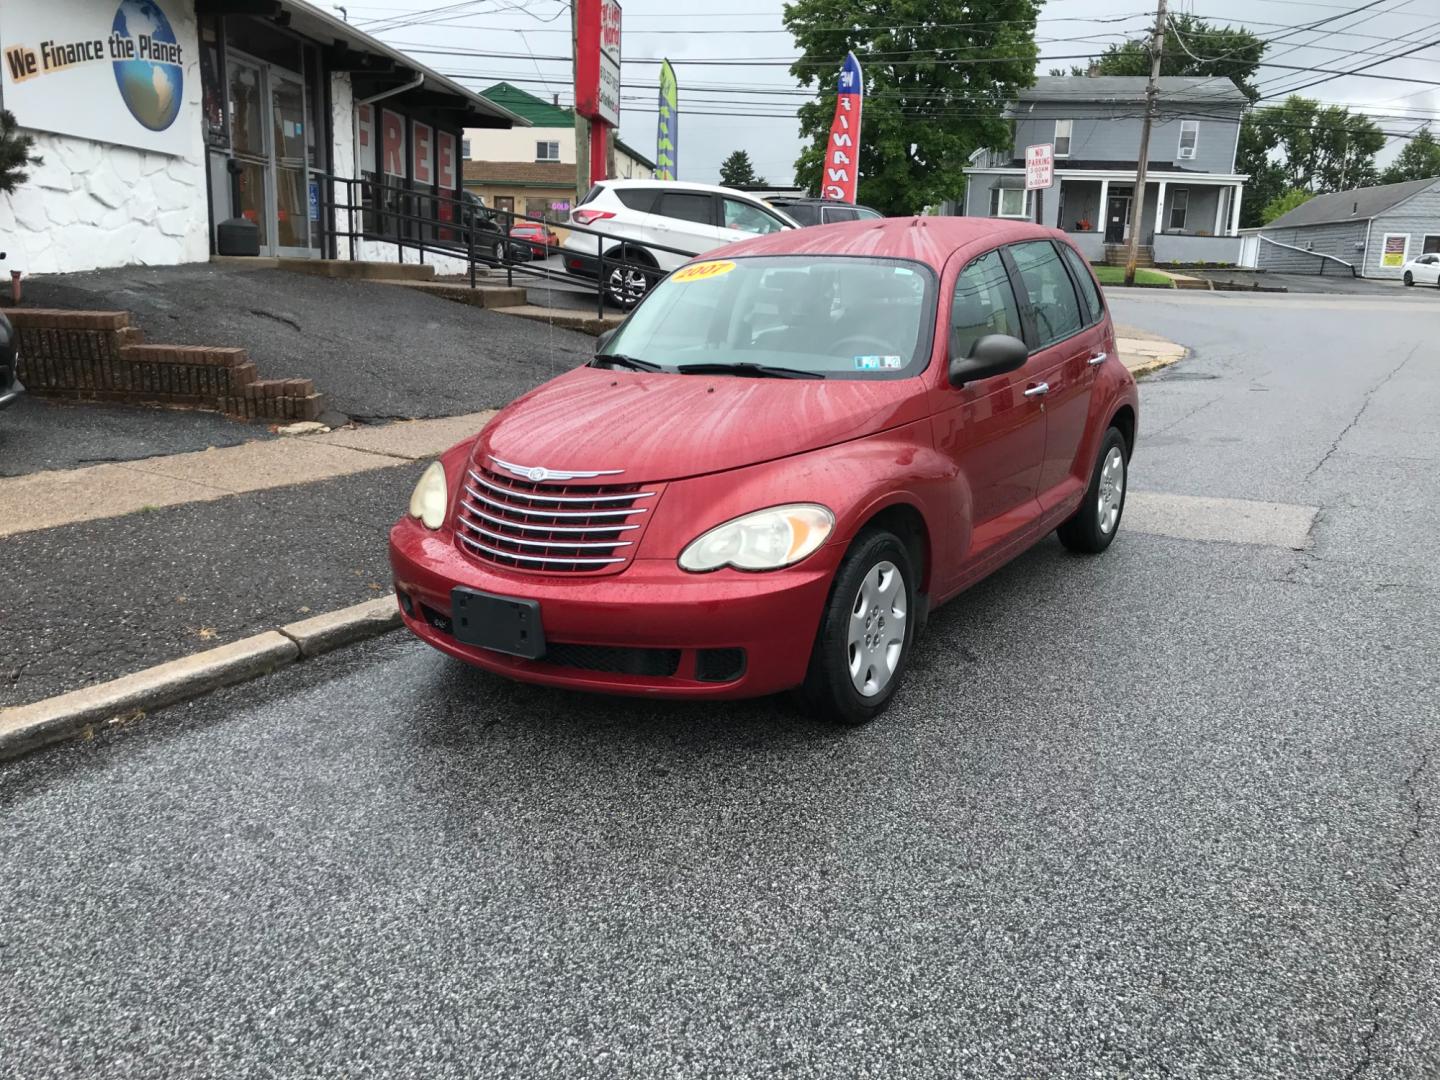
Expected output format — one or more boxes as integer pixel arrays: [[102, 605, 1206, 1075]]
[[1104, 245, 1155, 268], [210, 256, 437, 281], [371, 280, 528, 309]]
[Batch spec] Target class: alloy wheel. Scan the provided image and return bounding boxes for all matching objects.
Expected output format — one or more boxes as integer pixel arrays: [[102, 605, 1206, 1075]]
[[607, 265, 649, 306], [1097, 446, 1126, 535], [847, 560, 908, 697]]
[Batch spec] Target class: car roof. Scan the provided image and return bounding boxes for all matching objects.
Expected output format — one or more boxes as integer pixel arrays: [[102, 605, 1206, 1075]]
[[601, 178, 767, 198], [703, 216, 1066, 271]]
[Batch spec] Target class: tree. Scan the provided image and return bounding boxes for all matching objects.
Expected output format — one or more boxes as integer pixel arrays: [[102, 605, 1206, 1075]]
[[784, 0, 1040, 217], [718, 150, 766, 188], [0, 110, 42, 195], [1247, 96, 1385, 194], [1237, 113, 1288, 229], [1381, 126, 1440, 184], [1079, 14, 1266, 101], [1261, 188, 1313, 224]]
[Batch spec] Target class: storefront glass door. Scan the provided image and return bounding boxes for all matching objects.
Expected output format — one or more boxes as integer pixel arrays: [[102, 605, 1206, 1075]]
[[227, 50, 316, 257]]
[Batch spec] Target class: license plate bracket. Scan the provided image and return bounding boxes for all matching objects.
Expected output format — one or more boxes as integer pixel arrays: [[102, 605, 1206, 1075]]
[[450, 588, 546, 660]]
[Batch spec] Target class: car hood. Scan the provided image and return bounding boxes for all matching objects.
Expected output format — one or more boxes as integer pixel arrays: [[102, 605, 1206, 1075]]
[[476, 365, 928, 483]]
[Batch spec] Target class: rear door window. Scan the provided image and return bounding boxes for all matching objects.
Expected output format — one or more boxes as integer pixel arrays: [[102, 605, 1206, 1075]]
[[950, 250, 1023, 359], [779, 203, 819, 226], [616, 188, 660, 213], [657, 191, 716, 226], [1007, 240, 1084, 348], [1058, 243, 1105, 325], [822, 206, 860, 223]]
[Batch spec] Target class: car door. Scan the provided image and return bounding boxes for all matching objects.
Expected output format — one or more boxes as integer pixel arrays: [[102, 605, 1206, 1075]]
[[1423, 255, 1440, 285], [650, 189, 723, 267], [1005, 239, 1104, 511], [930, 248, 1048, 585]]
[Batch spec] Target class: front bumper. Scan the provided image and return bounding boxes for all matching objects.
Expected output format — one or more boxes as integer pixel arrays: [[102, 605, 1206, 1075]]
[[389, 517, 841, 699]]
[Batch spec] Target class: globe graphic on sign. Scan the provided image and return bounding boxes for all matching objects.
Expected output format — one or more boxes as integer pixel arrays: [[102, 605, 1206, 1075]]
[[112, 0, 184, 132]]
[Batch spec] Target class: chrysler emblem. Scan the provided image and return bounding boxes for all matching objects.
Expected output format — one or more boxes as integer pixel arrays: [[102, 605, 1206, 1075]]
[[490, 456, 624, 482]]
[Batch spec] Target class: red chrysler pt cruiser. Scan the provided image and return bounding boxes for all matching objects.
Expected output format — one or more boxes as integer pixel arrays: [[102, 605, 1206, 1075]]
[[389, 218, 1138, 724]]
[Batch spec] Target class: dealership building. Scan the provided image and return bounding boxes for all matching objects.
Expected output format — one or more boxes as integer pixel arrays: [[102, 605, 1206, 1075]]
[[0, 0, 527, 277]]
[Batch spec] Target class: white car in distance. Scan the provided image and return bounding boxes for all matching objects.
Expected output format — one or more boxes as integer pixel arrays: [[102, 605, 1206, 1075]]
[[561, 180, 800, 309], [1400, 252, 1440, 288]]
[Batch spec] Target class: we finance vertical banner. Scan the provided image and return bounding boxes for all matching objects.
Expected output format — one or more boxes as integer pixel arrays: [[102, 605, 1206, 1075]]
[[821, 51, 863, 203], [656, 58, 678, 180]]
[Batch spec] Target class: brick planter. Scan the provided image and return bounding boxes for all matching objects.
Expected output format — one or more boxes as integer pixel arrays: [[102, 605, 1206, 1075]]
[[3, 308, 323, 422]]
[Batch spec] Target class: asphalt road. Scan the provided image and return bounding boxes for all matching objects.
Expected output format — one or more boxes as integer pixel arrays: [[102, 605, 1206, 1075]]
[[4, 290, 1439, 1078], [23, 264, 593, 421]]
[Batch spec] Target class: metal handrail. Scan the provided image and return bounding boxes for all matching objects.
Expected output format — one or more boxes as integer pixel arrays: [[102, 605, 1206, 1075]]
[[310, 171, 699, 315], [1258, 234, 1357, 277]]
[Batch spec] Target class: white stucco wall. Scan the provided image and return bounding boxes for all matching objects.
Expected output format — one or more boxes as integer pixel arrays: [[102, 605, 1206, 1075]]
[[0, 5, 208, 277], [328, 71, 358, 258]]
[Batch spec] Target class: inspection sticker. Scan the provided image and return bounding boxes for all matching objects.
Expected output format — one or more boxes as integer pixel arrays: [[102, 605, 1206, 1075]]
[[855, 355, 904, 370], [671, 260, 736, 283]]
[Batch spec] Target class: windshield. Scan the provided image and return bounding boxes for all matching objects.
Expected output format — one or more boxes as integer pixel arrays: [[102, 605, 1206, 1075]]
[[603, 255, 937, 380]]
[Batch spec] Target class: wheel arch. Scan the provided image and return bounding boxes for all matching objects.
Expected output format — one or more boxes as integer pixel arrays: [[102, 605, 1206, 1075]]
[[852, 500, 933, 599], [1109, 403, 1137, 459]]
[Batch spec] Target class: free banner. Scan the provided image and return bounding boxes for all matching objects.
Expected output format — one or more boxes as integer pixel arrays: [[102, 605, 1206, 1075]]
[[821, 51, 862, 203], [0, 0, 196, 157], [657, 58, 678, 181]]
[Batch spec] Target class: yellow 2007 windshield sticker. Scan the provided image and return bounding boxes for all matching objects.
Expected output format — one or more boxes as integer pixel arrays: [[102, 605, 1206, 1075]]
[[672, 260, 736, 283]]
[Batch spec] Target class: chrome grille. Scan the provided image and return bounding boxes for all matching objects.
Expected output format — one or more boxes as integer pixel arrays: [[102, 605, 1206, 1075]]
[[455, 466, 656, 573]]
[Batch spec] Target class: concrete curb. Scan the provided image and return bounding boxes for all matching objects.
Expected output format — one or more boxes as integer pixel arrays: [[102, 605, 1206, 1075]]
[[0, 598, 402, 762]]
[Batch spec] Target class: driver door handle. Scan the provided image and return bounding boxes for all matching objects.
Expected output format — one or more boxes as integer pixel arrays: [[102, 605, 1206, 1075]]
[[1023, 382, 1050, 397], [1088, 352, 1108, 366]]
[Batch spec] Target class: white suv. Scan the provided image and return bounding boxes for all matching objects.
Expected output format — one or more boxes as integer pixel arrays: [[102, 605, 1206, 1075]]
[[561, 179, 799, 308]]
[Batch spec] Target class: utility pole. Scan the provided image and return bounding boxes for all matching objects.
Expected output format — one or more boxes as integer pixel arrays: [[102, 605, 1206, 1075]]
[[1125, 0, 1167, 286], [572, 0, 590, 206]]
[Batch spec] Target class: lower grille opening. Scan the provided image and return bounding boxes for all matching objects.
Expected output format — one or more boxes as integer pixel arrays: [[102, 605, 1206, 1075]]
[[419, 603, 452, 635], [696, 648, 747, 683], [544, 643, 681, 677]]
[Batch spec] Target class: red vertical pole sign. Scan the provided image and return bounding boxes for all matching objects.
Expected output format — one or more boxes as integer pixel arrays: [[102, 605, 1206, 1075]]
[[575, 0, 622, 187]]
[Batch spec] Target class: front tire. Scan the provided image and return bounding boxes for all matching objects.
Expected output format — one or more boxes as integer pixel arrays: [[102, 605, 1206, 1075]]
[[1057, 427, 1129, 554], [797, 529, 917, 726], [1404, 272, 1414, 286]]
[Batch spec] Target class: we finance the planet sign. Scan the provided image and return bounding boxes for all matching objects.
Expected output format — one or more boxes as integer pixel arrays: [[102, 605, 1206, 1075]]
[[0, 0, 194, 156]]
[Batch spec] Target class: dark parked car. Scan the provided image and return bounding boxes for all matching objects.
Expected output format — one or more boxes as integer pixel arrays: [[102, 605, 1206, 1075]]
[[767, 197, 883, 227], [459, 192, 529, 266], [0, 309, 23, 411]]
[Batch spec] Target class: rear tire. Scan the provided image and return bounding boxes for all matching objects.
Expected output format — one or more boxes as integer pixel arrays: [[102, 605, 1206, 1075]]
[[796, 529, 917, 726], [487, 238, 506, 267], [603, 249, 658, 310], [1057, 427, 1128, 554]]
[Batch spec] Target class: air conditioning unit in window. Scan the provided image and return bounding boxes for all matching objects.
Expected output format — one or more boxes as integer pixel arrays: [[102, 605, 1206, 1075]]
[[1178, 147, 1196, 160]]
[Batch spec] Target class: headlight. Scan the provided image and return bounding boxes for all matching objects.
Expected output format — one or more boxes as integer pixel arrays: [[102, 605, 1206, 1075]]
[[679, 504, 835, 572], [407, 461, 448, 530]]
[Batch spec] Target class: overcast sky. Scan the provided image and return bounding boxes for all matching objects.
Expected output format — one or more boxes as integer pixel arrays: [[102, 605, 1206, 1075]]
[[333, 0, 1440, 184]]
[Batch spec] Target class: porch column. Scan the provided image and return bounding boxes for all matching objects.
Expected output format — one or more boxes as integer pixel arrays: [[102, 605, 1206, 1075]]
[[1154, 180, 1167, 238], [1097, 178, 1109, 232], [1228, 183, 1243, 236], [1213, 185, 1227, 235]]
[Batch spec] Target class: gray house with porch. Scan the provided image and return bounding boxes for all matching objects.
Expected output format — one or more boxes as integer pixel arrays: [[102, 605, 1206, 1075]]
[[961, 76, 1250, 265], [1254, 176, 1440, 279]]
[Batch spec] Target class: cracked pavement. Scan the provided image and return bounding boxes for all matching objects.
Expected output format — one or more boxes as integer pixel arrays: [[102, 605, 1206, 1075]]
[[2, 290, 1439, 1077]]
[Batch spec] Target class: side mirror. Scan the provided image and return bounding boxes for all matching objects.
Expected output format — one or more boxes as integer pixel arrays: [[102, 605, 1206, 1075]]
[[595, 328, 617, 353], [948, 332, 1028, 388]]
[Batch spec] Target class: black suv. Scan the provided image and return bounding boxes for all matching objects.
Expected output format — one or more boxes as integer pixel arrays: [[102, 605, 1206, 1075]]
[[459, 192, 529, 266], [766, 198, 883, 227], [0, 309, 22, 412]]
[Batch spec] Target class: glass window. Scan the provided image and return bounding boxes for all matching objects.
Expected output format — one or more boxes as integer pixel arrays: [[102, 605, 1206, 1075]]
[[1058, 244, 1104, 325], [604, 256, 937, 380], [536, 140, 561, 161], [822, 205, 860, 223], [657, 191, 714, 225], [1054, 119, 1072, 157], [1167, 188, 1190, 232], [950, 251, 1023, 359], [616, 187, 659, 212], [856, 207, 883, 220], [1008, 240, 1084, 348], [1179, 120, 1199, 159], [461, 138, 471, 159], [723, 198, 786, 234], [990, 187, 1028, 218], [777, 202, 819, 225]]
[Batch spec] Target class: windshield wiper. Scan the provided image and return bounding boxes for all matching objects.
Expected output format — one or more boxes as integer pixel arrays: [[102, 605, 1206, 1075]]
[[589, 352, 663, 372], [675, 362, 824, 380]]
